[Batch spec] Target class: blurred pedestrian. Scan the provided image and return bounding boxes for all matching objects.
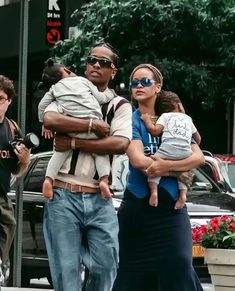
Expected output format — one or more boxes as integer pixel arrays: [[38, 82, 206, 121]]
[[0, 75, 30, 286]]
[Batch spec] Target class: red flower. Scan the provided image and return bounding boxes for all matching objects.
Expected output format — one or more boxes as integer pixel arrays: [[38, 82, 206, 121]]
[[192, 215, 235, 249]]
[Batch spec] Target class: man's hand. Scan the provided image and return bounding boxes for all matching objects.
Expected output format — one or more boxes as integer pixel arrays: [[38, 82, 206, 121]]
[[54, 134, 72, 152], [146, 155, 172, 177], [92, 119, 110, 138]]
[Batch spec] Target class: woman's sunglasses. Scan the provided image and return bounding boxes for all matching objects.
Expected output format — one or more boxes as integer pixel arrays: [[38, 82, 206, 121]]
[[130, 78, 156, 89], [86, 56, 115, 69]]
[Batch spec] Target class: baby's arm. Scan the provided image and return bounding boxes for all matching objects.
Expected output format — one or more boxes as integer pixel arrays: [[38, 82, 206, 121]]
[[38, 89, 55, 122], [85, 78, 114, 104], [38, 89, 56, 139], [141, 113, 163, 136], [192, 131, 201, 145], [41, 124, 54, 139]]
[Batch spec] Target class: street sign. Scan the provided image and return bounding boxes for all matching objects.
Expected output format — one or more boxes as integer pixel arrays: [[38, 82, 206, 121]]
[[47, 28, 61, 44], [46, 0, 65, 45]]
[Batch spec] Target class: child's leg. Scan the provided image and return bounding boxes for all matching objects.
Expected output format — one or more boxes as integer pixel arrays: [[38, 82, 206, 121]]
[[174, 181, 187, 209], [99, 175, 112, 199], [148, 177, 161, 207], [43, 151, 70, 199], [148, 181, 158, 207], [42, 177, 54, 199], [95, 155, 112, 199]]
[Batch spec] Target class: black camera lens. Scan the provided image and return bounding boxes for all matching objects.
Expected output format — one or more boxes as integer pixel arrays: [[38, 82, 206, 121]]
[[23, 133, 40, 149]]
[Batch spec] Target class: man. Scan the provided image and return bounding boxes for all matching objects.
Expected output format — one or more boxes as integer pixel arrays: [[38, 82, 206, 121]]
[[0, 75, 30, 286], [42, 43, 132, 291]]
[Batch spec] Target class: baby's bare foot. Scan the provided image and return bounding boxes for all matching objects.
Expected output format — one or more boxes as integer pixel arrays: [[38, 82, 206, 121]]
[[174, 195, 186, 209], [149, 192, 158, 207], [43, 178, 53, 200], [100, 180, 112, 199]]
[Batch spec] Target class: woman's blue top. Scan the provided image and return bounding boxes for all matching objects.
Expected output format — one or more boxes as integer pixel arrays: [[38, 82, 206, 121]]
[[126, 109, 179, 199]]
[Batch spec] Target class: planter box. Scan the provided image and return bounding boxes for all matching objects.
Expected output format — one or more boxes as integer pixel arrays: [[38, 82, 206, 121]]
[[205, 249, 235, 291]]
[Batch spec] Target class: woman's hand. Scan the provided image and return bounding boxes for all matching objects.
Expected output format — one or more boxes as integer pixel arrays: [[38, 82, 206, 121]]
[[146, 155, 172, 177], [92, 119, 110, 138]]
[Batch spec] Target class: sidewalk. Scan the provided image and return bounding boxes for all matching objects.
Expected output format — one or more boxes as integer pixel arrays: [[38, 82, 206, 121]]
[[2, 289, 52, 291], [1, 284, 215, 291]]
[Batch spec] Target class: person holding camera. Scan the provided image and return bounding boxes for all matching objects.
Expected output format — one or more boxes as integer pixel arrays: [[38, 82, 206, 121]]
[[0, 75, 30, 285]]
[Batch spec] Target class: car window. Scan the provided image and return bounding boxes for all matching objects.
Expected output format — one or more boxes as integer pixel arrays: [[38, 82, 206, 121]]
[[24, 156, 50, 192], [191, 168, 213, 191], [227, 163, 235, 191], [200, 163, 216, 182]]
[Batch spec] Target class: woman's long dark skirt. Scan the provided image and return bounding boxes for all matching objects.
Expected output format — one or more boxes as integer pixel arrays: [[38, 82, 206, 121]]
[[112, 188, 203, 291]]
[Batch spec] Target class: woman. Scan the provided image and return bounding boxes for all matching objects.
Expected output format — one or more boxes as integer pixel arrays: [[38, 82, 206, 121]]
[[112, 64, 204, 291]]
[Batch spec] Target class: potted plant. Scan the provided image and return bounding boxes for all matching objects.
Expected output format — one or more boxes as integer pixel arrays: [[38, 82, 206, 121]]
[[192, 215, 235, 290]]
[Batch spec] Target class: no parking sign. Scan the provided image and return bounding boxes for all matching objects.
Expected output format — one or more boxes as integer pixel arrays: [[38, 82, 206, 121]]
[[46, 0, 65, 45]]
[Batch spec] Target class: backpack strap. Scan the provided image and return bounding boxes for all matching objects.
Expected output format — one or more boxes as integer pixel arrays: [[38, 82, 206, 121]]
[[6, 117, 23, 140]]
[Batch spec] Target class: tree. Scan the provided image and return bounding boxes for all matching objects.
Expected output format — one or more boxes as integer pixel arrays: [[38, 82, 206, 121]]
[[51, 0, 235, 109]]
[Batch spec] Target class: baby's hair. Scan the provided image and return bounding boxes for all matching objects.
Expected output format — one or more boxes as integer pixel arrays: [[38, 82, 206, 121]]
[[155, 90, 181, 116], [89, 42, 119, 67], [0, 75, 16, 100], [41, 58, 64, 90]]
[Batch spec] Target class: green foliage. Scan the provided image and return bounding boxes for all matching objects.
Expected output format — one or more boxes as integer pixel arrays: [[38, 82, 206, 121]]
[[50, 0, 235, 107]]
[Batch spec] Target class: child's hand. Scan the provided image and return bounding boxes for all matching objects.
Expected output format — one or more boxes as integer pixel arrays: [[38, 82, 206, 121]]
[[141, 113, 152, 123], [41, 125, 54, 139]]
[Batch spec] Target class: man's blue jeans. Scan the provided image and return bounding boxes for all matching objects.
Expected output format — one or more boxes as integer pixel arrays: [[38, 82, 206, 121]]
[[43, 187, 119, 291]]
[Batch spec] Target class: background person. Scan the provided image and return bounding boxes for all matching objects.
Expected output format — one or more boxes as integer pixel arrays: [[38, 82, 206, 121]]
[[0, 75, 30, 285], [38, 58, 115, 200], [141, 90, 201, 208], [42, 43, 132, 291], [112, 64, 204, 291]]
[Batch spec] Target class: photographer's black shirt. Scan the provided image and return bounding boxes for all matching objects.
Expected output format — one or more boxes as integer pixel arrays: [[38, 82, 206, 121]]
[[0, 118, 18, 195]]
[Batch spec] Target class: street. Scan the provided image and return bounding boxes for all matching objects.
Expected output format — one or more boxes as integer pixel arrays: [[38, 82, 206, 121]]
[[1, 279, 215, 291]]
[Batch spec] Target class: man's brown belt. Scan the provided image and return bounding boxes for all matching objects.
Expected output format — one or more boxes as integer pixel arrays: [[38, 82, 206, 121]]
[[53, 179, 98, 193]]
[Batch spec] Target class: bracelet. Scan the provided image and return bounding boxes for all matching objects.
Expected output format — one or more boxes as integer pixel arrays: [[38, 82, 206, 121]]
[[71, 138, 76, 150], [88, 118, 93, 134]]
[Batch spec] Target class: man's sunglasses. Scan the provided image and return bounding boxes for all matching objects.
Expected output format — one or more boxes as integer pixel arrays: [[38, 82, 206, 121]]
[[86, 56, 115, 69], [130, 78, 156, 89]]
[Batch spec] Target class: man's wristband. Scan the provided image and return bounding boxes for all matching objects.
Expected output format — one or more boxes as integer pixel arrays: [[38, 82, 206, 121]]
[[88, 118, 93, 134]]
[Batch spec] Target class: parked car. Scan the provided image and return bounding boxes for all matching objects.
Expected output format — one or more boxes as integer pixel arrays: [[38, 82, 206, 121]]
[[201, 151, 235, 194], [7, 151, 235, 286]]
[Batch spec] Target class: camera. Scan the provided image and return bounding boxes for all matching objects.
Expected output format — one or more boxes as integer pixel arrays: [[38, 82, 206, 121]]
[[10, 133, 40, 151]]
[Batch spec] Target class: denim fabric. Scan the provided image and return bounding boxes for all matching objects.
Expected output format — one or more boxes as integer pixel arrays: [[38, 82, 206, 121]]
[[43, 187, 119, 291]]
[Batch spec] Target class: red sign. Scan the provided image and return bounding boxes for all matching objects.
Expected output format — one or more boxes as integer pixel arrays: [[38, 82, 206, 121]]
[[47, 29, 61, 44]]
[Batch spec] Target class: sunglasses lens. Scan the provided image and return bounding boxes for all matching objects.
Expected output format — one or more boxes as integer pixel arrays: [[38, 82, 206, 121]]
[[130, 80, 139, 89], [87, 56, 112, 68], [130, 78, 154, 89], [142, 79, 152, 87], [87, 56, 96, 65]]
